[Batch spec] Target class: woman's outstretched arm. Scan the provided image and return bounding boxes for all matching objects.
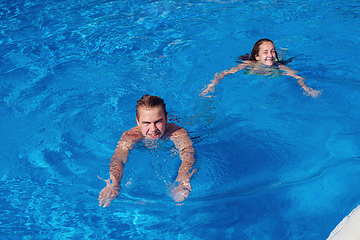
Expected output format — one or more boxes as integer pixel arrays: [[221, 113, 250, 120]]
[[278, 64, 322, 98], [200, 61, 252, 96]]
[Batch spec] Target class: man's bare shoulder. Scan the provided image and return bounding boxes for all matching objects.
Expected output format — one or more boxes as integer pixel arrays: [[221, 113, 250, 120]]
[[121, 126, 144, 141], [165, 123, 191, 140], [165, 123, 194, 152], [115, 126, 143, 150], [165, 123, 184, 134]]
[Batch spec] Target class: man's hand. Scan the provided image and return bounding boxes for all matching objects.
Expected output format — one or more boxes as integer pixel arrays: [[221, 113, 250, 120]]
[[170, 169, 196, 202], [170, 180, 192, 202], [98, 178, 120, 207]]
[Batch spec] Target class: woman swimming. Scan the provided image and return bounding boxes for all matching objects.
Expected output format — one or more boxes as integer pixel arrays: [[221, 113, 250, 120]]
[[201, 38, 322, 98]]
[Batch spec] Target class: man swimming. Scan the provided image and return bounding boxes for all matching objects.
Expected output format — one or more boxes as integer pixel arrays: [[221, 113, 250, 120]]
[[98, 95, 196, 207]]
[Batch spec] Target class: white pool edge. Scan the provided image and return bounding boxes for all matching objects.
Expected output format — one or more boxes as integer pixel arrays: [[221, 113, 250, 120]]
[[327, 205, 360, 240]]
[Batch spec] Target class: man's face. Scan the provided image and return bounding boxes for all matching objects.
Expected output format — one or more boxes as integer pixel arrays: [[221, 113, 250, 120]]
[[136, 106, 167, 139], [256, 41, 276, 66]]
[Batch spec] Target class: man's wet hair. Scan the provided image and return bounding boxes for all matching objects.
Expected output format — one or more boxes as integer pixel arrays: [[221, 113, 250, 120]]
[[136, 95, 167, 119]]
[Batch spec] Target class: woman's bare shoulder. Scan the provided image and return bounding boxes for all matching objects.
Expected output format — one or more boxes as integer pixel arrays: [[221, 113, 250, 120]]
[[276, 62, 290, 70], [239, 61, 256, 69]]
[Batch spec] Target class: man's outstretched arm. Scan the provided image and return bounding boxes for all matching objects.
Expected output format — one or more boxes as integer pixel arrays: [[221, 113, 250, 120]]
[[169, 126, 197, 202], [98, 128, 141, 207]]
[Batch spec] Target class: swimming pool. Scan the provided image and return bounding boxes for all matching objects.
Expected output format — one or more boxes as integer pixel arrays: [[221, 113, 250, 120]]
[[1, 0, 360, 239]]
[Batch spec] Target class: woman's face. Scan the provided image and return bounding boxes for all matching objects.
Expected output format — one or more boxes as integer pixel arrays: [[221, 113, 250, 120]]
[[256, 41, 276, 66]]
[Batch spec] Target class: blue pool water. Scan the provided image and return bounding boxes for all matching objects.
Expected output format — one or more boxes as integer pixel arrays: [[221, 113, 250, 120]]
[[1, 0, 360, 239]]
